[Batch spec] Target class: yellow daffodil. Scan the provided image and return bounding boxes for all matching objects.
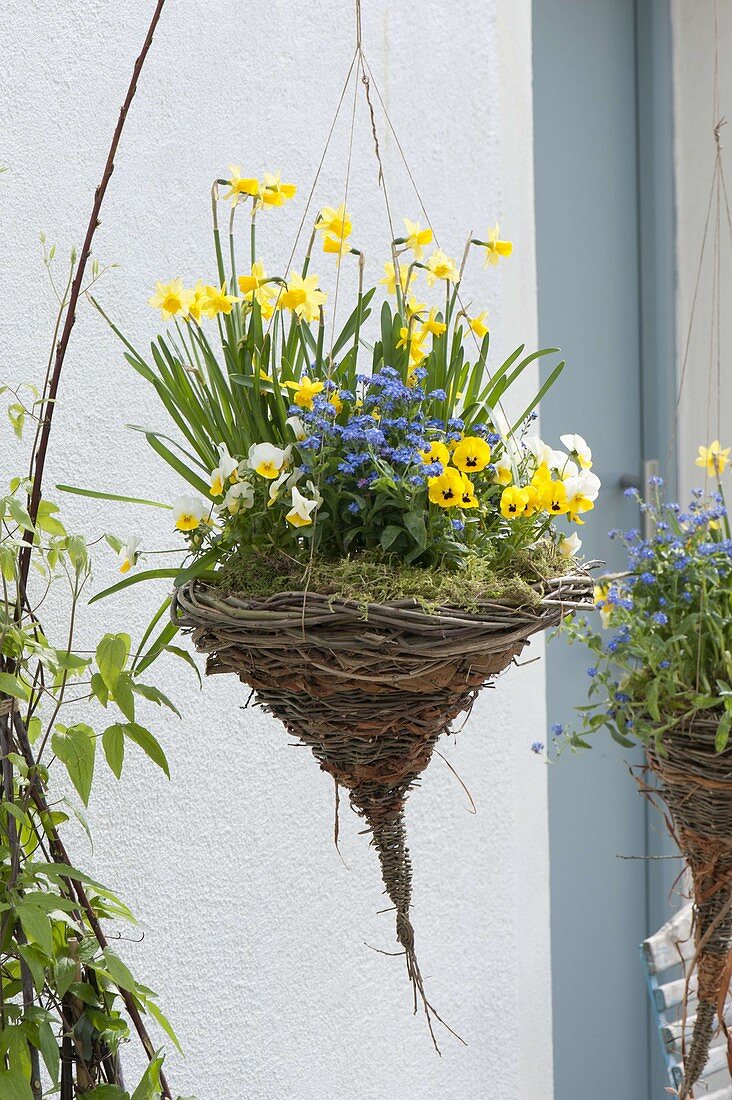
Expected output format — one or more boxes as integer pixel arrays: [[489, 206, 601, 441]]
[[483, 223, 513, 267], [330, 391, 343, 414], [426, 249, 460, 286], [420, 307, 447, 338], [186, 280, 208, 324], [238, 260, 266, 298], [202, 282, 240, 318], [428, 467, 464, 508], [247, 442, 290, 479], [559, 532, 582, 558], [406, 295, 427, 318], [323, 234, 352, 261], [492, 456, 513, 486], [379, 260, 411, 296], [696, 440, 730, 477], [397, 325, 429, 365], [284, 376, 325, 410], [279, 272, 326, 323], [419, 440, 451, 468], [118, 536, 140, 574], [148, 279, 193, 321], [260, 172, 297, 207], [452, 436, 492, 473], [223, 166, 261, 204], [286, 486, 318, 527], [402, 217, 433, 260], [316, 204, 352, 240], [469, 311, 490, 339], [173, 494, 205, 532], [458, 473, 479, 509], [560, 433, 593, 470], [500, 485, 530, 519]]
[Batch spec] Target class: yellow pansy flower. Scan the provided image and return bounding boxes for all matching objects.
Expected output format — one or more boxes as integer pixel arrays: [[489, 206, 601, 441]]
[[523, 484, 542, 517], [593, 583, 612, 628], [419, 440, 451, 467], [469, 311, 490, 339], [420, 307, 447, 338], [428, 467, 464, 508], [483, 224, 513, 267], [696, 440, 730, 477], [531, 462, 553, 488], [458, 473, 479, 509], [426, 249, 460, 286], [223, 166, 260, 204], [202, 282, 240, 318], [540, 479, 569, 515], [492, 456, 513, 486], [403, 217, 433, 260], [316, 204, 352, 240], [148, 279, 193, 322], [330, 391, 343, 414], [284, 376, 325, 410], [500, 485, 530, 519], [260, 172, 297, 207], [279, 272, 326, 322], [452, 436, 491, 473], [379, 260, 411, 296]]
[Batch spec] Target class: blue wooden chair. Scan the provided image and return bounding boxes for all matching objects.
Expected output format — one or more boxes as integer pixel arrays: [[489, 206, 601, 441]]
[[641, 904, 732, 1097]]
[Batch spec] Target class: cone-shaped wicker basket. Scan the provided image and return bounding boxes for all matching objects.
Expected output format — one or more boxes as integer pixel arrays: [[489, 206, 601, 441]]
[[172, 569, 593, 1040], [646, 715, 732, 1098]]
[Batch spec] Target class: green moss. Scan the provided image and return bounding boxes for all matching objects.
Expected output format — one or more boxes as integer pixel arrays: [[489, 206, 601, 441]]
[[218, 542, 574, 612]]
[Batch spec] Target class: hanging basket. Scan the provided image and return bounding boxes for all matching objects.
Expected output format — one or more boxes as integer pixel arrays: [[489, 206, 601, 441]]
[[171, 569, 592, 1041], [646, 714, 732, 1098]]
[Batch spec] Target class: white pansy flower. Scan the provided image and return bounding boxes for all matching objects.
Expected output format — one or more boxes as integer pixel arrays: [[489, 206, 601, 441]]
[[560, 433, 593, 470], [247, 442, 289, 479], [220, 481, 254, 515], [210, 442, 239, 496], [269, 466, 303, 505], [173, 495, 205, 531], [559, 532, 582, 558], [525, 435, 554, 468], [286, 415, 307, 442], [118, 536, 141, 574], [285, 486, 319, 528]]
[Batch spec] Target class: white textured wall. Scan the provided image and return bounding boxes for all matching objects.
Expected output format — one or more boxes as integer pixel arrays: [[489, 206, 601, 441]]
[[1, 2, 552, 1097], [672, 0, 732, 500]]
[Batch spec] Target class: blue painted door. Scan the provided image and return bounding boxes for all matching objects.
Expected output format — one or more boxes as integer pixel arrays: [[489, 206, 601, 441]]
[[533, 2, 674, 1097]]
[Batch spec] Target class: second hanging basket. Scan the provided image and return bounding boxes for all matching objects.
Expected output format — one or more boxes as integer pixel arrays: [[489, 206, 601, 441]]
[[172, 569, 593, 1038]]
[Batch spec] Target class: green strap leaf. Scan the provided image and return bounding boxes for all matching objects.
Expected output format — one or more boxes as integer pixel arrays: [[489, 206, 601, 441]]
[[57, 484, 172, 509], [89, 569, 182, 605]]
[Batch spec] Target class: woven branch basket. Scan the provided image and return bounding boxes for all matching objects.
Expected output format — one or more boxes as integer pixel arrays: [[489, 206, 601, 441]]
[[646, 715, 732, 1098], [172, 570, 593, 1040]]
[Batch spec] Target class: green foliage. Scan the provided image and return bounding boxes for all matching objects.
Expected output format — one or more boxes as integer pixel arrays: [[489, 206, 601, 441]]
[[559, 476, 732, 752]]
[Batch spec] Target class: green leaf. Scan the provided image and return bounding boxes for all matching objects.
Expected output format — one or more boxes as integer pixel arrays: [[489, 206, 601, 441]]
[[647, 680, 660, 722], [0, 672, 29, 700], [87, 1087, 129, 1099], [113, 673, 136, 722], [36, 1020, 60, 1085], [124, 723, 170, 778], [91, 672, 109, 707], [146, 998, 183, 1055], [55, 955, 77, 998], [99, 948, 137, 993], [716, 711, 732, 753], [379, 524, 404, 551], [8, 498, 34, 532], [51, 723, 96, 805], [0, 1067, 35, 1100], [102, 724, 125, 779], [404, 511, 428, 552], [35, 499, 66, 536], [130, 1056, 164, 1100], [96, 633, 130, 691], [17, 943, 46, 992], [57, 484, 172, 510], [17, 901, 53, 957], [131, 682, 181, 717], [163, 645, 202, 688], [89, 569, 181, 605]]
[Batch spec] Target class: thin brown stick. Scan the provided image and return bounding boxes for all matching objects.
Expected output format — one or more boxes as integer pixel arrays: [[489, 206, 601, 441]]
[[18, 0, 168, 597]]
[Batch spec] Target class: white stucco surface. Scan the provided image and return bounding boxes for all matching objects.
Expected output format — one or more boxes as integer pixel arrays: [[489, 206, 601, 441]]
[[1, 2, 552, 1097]]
